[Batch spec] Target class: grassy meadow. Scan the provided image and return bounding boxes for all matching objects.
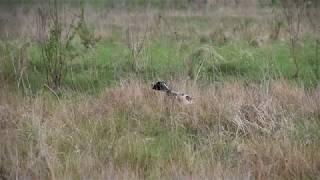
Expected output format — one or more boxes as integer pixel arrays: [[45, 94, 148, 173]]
[[0, 1, 320, 179]]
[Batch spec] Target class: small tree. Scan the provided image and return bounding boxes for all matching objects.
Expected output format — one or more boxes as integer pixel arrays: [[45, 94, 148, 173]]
[[280, 0, 308, 78], [125, 14, 150, 73], [75, 7, 99, 48], [126, 26, 148, 72], [270, 7, 284, 41], [37, 0, 77, 90]]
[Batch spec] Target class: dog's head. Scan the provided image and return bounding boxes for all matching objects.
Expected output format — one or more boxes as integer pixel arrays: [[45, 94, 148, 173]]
[[152, 81, 170, 91]]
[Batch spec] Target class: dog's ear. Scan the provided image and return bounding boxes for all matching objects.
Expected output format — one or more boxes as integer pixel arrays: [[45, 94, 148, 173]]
[[152, 82, 161, 90], [152, 82, 159, 90]]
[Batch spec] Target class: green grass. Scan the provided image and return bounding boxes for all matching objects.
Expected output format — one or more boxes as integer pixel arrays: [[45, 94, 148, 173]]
[[1, 10, 317, 94], [22, 36, 319, 95]]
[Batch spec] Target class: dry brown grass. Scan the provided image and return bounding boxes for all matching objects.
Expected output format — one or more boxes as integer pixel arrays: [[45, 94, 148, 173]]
[[0, 5, 292, 43], [0, 80, 319, 179]]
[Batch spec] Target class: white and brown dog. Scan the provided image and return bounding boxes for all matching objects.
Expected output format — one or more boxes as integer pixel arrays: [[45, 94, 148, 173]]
[[152, 81, 193, 105]]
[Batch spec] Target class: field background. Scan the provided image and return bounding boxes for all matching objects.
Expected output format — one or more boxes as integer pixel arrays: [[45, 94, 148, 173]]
[[1, 0, 320, 179]]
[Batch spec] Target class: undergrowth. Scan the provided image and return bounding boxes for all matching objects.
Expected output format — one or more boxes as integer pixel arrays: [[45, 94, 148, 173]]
[[0, 80, 319, 179]]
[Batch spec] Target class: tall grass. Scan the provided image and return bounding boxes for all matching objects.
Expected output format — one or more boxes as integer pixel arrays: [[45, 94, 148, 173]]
[[1, 4, 320, 179], [1, 80, 319, 179]]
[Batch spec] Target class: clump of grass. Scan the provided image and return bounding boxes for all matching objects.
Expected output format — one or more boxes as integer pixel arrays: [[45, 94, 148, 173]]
[[186, 45, 225, 82], [0, 40, 31, 93]]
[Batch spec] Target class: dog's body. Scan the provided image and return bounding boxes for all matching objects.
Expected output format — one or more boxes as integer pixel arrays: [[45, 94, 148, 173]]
[[152, 81, 193, 105]]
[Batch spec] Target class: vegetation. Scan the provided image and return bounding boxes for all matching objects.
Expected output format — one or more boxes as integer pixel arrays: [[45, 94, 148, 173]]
[[0, 0, 319, 179]]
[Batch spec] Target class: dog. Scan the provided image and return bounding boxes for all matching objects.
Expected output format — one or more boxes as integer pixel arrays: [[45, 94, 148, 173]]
[[152, 81, 193, 105]]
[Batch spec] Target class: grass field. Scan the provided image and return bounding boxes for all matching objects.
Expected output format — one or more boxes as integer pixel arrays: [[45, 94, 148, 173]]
[[0, 2, 320, 179]]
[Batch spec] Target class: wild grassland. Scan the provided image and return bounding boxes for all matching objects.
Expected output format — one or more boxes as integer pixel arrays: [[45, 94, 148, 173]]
[[0, 3, 320, 180], [1, 80, 320, 179]]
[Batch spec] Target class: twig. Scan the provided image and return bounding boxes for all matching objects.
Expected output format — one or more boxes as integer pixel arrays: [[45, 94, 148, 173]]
[[44, 84, 60, 101]]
